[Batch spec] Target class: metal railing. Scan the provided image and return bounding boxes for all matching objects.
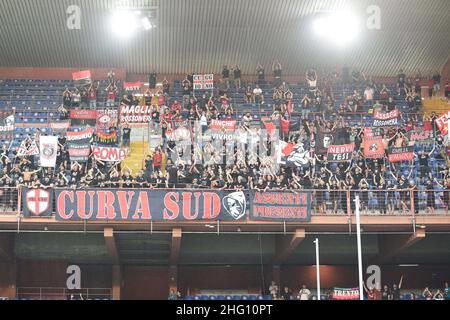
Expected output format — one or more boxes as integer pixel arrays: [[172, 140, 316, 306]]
[[2, 187, 448, 217], [310, 189, 449, 216], [16, 287, 112, 300], [0, 187, 19, 215]]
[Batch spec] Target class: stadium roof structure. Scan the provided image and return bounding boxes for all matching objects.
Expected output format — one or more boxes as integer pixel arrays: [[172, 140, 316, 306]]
[[0, 0, 449, 76]]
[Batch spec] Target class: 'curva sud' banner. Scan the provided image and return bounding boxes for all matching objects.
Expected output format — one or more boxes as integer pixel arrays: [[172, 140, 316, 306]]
[[22, 188, 248, 221], [22, 189, 314, 222], [249, 191, 311, 221]]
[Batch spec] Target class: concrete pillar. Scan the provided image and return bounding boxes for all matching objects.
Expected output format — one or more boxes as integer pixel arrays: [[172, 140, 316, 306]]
[[0, 262, 16, 298], [169, 265, 178, 293], [112, 265, 121, 300]]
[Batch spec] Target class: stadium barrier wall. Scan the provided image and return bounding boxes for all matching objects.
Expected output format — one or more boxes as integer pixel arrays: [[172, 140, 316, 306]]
[[4, 187, 448, 217]]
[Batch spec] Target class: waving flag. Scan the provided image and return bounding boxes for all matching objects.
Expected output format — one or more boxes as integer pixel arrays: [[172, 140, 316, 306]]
[[0, 113, 14, 139], [39, 136, 58, 167], [96, 129, 118, 145], [436, 109, 450, 135], [17, 139, 39, 157], [363, 137, 385, 159], [72, 70, 92, 88]]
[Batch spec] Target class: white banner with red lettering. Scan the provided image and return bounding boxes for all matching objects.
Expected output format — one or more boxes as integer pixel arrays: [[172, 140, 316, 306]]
[[372, 109, 400, 127], [91, 146, 129, 162], [193, 74, 214, 90], [210, 119, 236, 130]]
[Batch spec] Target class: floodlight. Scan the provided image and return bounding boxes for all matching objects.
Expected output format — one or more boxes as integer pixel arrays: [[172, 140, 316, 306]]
[[111, 10, 138, 38]]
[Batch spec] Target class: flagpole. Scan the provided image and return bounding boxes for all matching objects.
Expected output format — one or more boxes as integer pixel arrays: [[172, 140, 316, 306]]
[[355, 195, 364, 300], [314, 238, 321, 300]]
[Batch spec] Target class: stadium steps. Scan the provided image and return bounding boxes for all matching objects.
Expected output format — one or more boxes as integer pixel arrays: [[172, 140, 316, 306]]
[[422, 97, 449, 115], [121, 141, 148, 173]]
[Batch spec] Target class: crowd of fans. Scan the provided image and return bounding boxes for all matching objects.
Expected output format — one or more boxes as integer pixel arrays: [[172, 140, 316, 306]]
[[170, 279, 450, 301], [265, 279, 450, 300], [0, 64, 449, 215]]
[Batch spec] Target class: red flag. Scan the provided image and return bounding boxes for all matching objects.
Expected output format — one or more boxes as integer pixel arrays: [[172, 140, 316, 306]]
[[280, 118, 290, 134], [436, 110, 450, 135], [363, 138, 385, 159], [264, 122, 276, 136], [282, 143, 295, 156], [72, 70, 91, 81]]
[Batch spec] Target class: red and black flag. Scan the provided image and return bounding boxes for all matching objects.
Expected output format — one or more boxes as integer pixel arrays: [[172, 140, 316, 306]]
[[388, 146, 414, 162], [70, 110, 97, 127], [327, 143, 354, 162], [72, 70, 92, 88]]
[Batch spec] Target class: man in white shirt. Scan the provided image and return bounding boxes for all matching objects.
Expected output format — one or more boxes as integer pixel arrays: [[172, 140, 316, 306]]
[[269, 281, 279, 298], [297, 284, 311, 300], [253, 85, 264, 104], [364, 86, 374, 105]]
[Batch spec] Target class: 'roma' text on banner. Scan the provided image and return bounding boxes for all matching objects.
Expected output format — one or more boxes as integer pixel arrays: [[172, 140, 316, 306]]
[[91, 146, 129, 162]]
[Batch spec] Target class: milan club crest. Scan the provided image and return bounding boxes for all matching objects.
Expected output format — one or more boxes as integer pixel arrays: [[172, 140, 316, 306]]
[[25, 189, 50, 216], [42, 143, 55, 159], [222, 191, 246, 220]]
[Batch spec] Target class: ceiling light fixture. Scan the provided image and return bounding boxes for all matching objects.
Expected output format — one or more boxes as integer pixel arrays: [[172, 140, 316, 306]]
[[111, 10, 138, 38], [141, 17, 153, 30], [313, 11, 359, 45]]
